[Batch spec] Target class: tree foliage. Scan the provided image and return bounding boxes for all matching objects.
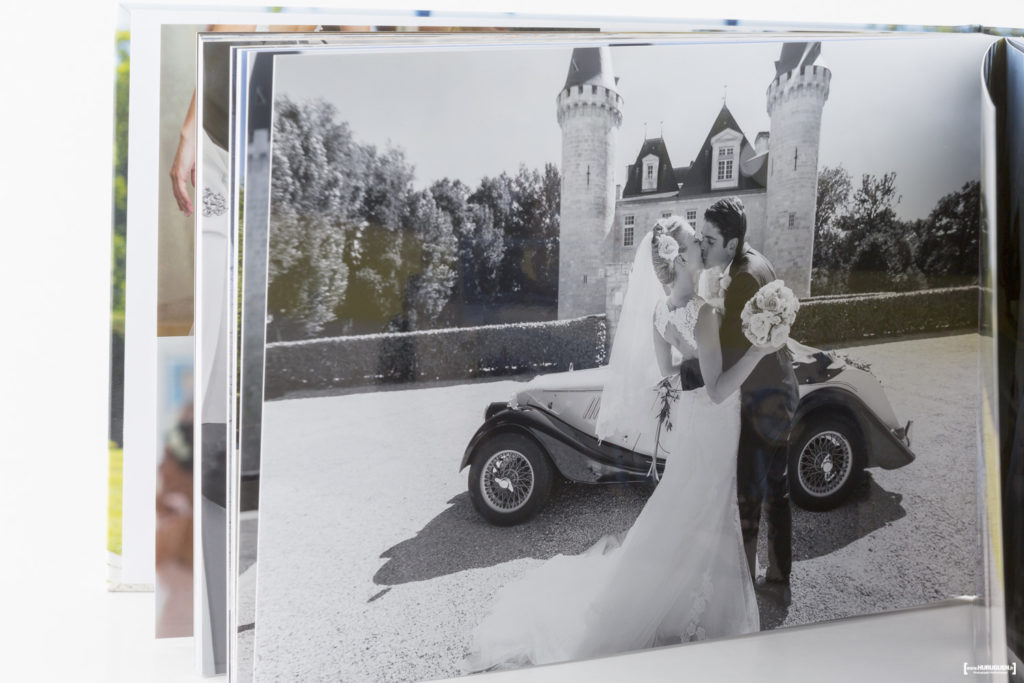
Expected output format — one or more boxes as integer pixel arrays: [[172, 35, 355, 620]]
[[811, 165, 975, 296], [267, 97, 560, 340], [914, 181, 981, 285], [110, 30, 130, 323]]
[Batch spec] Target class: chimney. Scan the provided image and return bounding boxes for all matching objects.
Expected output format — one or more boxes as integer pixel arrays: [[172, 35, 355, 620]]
[[755, 131, 770, 155]]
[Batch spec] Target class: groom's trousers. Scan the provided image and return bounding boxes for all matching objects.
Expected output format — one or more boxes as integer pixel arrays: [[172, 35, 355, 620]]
[[736, 412, 793, 583]]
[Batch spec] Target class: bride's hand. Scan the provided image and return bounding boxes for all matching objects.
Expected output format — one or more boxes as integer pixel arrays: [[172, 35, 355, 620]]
[[751, 338, 787, 356]]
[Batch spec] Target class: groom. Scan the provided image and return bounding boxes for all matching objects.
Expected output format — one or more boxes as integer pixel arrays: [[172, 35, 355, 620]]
[[698, 197, 799, 602]]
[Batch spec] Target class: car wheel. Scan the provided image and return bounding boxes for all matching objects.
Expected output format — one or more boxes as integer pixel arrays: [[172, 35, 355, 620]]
[[788, 415, 865, 511], [468, 432, 554, 526]]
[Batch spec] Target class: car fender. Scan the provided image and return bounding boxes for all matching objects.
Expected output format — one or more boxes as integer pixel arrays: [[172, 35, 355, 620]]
[[461, 405, 659, 484], [794, 386, 915, 470]]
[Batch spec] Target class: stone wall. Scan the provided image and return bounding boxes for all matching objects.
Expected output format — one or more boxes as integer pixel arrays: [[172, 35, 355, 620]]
[[764, 65, 831, 299], [557, 84, 622, 320]]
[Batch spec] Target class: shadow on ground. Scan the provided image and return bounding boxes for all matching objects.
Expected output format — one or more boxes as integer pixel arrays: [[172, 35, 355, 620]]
[[373, 482, 652, 586], [790, 472, 906, 564], [375, 472, 906, 590]]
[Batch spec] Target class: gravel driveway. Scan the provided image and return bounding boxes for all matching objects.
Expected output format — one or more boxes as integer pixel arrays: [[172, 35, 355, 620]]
[[251, 333, 980, 682]]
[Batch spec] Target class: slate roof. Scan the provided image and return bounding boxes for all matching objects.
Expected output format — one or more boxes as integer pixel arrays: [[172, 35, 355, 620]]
[[622, 104, 767, 200], [621, 138, 680, 196], [774, 42, 827, 78], [561, 47, 618, 92]]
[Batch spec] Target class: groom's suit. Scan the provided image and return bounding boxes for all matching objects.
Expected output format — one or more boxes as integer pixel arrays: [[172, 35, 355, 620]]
[[719, 246, 799, 582]]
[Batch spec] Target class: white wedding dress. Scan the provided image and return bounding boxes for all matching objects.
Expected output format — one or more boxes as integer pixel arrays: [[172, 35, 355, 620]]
[[463, 295, 759, 672]]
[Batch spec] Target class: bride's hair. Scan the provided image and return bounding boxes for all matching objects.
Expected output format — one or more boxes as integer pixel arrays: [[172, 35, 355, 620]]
[[650, 216, 696, 286]]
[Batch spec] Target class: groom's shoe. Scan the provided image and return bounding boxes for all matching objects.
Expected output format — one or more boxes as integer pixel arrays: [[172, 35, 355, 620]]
[[755, 576, 791, 606]]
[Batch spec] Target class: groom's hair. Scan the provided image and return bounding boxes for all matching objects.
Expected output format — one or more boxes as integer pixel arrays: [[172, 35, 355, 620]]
[[704, 197, 746, 254]]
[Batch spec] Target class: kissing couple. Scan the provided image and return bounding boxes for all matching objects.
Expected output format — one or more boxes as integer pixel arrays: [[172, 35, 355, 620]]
[[465, 196, 800, 671]]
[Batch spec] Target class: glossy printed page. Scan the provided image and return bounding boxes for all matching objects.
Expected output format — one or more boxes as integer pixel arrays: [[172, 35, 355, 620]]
[[239, 32, 996, 682]]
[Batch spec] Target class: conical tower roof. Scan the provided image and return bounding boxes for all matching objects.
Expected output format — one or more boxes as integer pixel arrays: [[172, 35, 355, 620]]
[[562, 47, 618, 92], [774, 42, 829, 77]]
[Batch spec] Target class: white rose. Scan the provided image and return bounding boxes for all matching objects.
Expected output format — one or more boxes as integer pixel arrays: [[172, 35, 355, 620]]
[[770, 323, 790, 347], [657, 236, 679, 262], [748, 314, 771, 342]]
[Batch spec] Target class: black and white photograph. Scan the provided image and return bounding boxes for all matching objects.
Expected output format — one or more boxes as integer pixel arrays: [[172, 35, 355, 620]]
[[247, 34, 992, 681]]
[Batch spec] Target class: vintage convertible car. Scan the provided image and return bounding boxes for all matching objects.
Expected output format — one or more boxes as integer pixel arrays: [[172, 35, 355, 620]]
[[461, 340, 914, 525]]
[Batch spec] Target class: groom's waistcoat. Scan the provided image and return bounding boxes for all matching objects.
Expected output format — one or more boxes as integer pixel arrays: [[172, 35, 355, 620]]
[[719, 246, 799, 444]]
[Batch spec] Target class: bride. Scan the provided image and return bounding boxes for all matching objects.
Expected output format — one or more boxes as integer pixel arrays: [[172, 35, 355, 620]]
[[463, 218, 781, 671]]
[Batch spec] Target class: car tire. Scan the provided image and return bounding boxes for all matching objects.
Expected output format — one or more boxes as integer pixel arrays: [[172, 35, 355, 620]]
[[468, 432, 554, 526], [788, 414, 865, 511]]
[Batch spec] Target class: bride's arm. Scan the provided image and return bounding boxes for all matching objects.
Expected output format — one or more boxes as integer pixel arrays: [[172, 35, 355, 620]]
[[653, 317, 676, 378], [695, 304, 779, 404]]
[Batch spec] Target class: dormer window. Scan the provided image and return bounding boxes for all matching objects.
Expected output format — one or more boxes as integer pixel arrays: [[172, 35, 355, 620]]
[[717, 147, 734, 182], [641, 153, 659, 192], [710, 129, 741, 190]]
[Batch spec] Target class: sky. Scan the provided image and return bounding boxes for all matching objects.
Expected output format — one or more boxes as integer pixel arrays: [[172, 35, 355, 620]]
[[274, 33, 993, 220]]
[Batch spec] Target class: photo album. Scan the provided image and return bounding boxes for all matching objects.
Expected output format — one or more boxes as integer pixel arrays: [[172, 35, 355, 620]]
[[109, 5, 1024, 681]]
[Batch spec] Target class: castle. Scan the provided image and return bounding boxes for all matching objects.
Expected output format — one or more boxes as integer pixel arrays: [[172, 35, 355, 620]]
[[556, 42, 831, 333]]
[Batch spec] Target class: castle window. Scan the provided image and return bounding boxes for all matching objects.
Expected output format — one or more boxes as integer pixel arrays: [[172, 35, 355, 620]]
[[578, 85, 583, 94], [788, 212, 796, 229], [686, 209, 697, 228], [641, 153, 659, 192], [710, 131, 740, 190], [592, 85, 598, 94], [623, 226, 634, 247], [717, 159, 734, 182], [662, 212, 672, 219]]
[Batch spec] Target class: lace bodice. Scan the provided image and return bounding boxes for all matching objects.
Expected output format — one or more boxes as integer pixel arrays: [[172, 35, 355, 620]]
[[654, 296, 703, 355]]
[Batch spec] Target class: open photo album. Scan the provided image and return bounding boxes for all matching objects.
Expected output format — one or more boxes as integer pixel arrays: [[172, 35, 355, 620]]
[[109, 7, 1024, 680]]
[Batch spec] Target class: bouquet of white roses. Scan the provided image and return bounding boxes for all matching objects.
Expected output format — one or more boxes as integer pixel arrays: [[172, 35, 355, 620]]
[[740, 279, 800, 347]]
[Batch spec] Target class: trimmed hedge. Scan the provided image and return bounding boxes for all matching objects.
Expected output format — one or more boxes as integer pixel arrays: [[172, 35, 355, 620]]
[[265, 315, 608, 399], [792, 286, 978, 346], [264, 287, 978, 399]]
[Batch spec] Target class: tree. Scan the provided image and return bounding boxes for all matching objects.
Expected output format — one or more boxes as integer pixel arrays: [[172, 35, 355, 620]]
[[815, 165, 852, 239], [842, 172, 926, 293], [914, 180, 980, 285], [811, 165, 853, 294], [467, 165, 561, 305], [468, 173, 516, 299], [111, 30, 130, 324], [849, 171, 901, 230], [268, 97, 365, 335], [811, 168, 936, 294], [399, 190, 459, 328], [268, 95, 559, 337], [428, 178, 503, 308]]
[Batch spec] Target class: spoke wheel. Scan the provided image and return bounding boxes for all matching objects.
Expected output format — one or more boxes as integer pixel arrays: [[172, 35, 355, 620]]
[[789, 415, 864, 511], [798, 431, 853, 497], [481, 449, 535, 513], [469, 433, 554, 526]]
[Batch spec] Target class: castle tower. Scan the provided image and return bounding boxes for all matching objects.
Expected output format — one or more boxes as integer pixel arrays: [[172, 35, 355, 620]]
[[556, 47, 623, 319], [764, 42, 830, 299]]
